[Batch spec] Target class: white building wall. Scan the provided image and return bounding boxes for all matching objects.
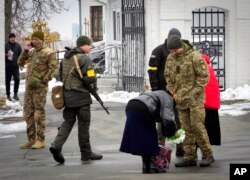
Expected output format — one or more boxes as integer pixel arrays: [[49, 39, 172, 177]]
[[144, 0, 160, 82], [235, 0, 250, 86], [106, 0, 121, 44], [0, 1, 5, 86], [145, 0, 250, 89]]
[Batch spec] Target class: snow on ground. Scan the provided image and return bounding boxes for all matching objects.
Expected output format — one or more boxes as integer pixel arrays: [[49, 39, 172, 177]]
[[220, 84, 250, 101], [0, 100, 23, 119], [1, 83, 250, 136], [99, 91, 139, 104]]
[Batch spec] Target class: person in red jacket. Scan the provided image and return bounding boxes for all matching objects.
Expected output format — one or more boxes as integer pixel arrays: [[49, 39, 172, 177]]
[[202, 53, 221, 145]]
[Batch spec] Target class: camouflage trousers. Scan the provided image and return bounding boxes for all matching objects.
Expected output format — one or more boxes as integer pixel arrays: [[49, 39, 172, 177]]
[[178, 106, 213, 160], [52, 105, 91, 156], [23, 87, 48, 142]]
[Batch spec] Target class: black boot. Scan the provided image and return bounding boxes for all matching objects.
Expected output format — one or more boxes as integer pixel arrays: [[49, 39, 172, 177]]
[[142, 156, 150, 173], [50, 145, 65, 164], [13, 94, 19, 100], [7, 95, 12, 101]]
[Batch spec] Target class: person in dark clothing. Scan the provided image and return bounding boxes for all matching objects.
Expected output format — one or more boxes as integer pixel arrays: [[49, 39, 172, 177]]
[[5, 33, 22, 101], [148, 28, 184, 156], [120, 90, 177, 174], [49, 36, 102, 164]]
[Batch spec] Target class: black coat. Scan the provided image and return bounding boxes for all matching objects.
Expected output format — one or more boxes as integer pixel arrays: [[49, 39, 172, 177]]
[[5, 42, 22, 66], [148, 39, 170, 91]]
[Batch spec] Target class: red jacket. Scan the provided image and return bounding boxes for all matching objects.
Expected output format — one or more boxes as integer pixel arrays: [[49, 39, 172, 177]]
[[202, 54, 221, 110]]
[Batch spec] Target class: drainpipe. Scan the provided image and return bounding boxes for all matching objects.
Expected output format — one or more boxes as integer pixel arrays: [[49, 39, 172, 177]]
[[78, 0, 82, 35]]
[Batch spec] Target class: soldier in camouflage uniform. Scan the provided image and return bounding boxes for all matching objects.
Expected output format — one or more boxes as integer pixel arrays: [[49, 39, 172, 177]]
[[164, 35, 214, 167], [18, 31, 58, 149], [49, 36, 102, 164]]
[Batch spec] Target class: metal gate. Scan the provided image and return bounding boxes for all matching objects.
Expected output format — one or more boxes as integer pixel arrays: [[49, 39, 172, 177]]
[[192, 7, 226, 91], [122, 0, 145, 92]]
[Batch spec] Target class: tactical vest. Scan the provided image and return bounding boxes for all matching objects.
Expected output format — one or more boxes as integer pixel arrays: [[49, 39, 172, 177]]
[[62, 54, 89, 93]]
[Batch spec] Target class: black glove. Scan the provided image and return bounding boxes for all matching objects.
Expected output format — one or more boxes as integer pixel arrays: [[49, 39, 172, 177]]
[[161, 120, 177, 138]]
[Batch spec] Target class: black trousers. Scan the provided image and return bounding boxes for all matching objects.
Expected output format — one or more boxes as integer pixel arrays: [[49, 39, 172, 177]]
[[5, 65, 20, 95]]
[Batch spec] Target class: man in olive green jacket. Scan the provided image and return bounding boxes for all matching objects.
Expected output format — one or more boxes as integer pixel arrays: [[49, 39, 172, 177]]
[[165, 35, 214, 167], [50, 36, 102, 164], [18, 31, 58, 149]]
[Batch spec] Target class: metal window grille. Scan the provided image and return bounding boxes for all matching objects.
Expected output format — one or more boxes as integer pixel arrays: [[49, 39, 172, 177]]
[[122, 0, 145, 92], [192, 7, 226, 91]]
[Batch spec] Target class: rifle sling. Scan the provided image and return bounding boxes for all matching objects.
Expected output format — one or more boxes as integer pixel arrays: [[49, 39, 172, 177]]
[[73, 55, 83, 79]]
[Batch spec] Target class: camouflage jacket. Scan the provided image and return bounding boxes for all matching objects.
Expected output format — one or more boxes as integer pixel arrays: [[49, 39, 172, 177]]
[[164, 40, 209, 109], [18, 44, 58, 89]]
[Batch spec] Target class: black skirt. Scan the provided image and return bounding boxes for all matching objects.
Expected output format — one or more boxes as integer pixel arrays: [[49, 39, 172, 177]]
[[120, 100, 159, 156], [205, 108, 221, 145]]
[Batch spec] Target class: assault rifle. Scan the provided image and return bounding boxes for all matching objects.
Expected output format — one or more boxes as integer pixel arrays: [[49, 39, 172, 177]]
[[84, 83, 110, 115]]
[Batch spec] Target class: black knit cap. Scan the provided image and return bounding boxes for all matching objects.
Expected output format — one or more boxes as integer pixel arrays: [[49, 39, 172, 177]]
[[167, 35, 182, 50], [76, 36, 91, 47], [9, 33, 16, 38]]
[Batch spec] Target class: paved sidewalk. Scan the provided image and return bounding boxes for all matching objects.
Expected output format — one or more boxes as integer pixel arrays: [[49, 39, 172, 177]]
[[0, 95, 250, 179]]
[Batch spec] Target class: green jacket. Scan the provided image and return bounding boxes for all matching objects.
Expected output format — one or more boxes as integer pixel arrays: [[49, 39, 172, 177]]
[[60, 48, 96, 108], [164, 40, 209, 109]]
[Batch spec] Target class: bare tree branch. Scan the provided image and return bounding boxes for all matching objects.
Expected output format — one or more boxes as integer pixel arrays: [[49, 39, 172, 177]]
[[5, 0, 68, 41]]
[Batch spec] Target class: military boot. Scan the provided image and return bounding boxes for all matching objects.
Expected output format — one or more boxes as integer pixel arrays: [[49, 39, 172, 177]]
[[81, 152, 103, 161], [19, 140, 35, 149], [175, 159, 197, 167], [31, 140, 45, 149], [50, 145, 65, 164], [199, 156, 215, 167]]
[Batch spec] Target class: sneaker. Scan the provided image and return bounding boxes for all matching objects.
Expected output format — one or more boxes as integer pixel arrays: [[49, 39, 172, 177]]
[[20, 140, 35, 149], [81, 152, 103, 161], [175, 159, 197, 167], [50, 146, 65, 164], [7, 95, 12, 101], [31, 140, 45, 149], [199, 156, 215, 167], [13, 94, 19, 100]]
